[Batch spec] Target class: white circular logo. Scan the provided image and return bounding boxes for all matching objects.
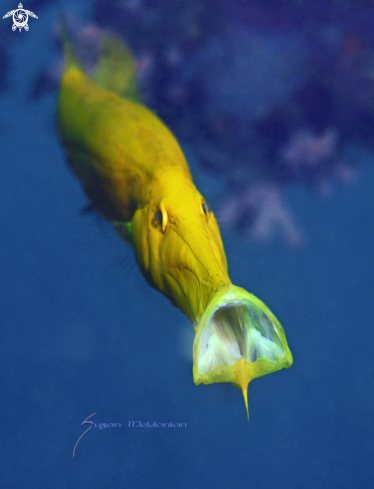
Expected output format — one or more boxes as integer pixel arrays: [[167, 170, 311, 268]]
[[2, 3, 38, 32], [12, 8, 29, 31]]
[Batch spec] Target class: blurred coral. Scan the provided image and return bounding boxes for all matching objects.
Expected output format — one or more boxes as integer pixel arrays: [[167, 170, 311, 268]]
[[28, 0, 372, 246], [280, 129, 338, 171], [218, 185, 303, 247]]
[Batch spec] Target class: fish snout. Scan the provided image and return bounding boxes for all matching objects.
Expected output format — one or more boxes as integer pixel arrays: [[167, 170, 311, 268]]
[[193, 284, 293, 417]]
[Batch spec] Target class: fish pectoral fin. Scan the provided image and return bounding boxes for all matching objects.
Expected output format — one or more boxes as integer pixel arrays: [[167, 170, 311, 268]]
[[112, 220, 133, 245]]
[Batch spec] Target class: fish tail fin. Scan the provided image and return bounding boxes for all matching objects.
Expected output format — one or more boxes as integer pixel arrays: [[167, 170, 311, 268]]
[[58, 17, 140, 103], [59, 15, 82, 72], [92, 33, 141, 103]]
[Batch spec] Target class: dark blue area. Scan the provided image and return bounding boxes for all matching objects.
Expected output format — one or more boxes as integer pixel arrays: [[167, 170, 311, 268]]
[[1, 2, 374, 488]]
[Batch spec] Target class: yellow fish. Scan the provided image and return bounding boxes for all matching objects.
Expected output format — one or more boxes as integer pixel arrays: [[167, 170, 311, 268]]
[[57, 34, 293, 418]]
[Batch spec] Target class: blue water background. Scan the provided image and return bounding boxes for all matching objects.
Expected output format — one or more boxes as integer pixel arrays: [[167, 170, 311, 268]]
[[1, 1, 374, 487]]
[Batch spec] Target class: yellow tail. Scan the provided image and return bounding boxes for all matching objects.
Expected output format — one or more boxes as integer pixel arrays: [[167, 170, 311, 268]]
[[93, 34, 140, 103], [60, 19, 140, 103]]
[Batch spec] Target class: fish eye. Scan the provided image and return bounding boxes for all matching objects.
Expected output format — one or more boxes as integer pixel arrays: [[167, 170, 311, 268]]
[[202, 202, 210, 222], [154, 206, 168, 233], [155, 210, 163, 226]]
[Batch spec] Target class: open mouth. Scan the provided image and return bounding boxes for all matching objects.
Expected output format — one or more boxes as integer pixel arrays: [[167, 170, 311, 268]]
[[193, 284, 293, 397], [197, 302, 285, 373]]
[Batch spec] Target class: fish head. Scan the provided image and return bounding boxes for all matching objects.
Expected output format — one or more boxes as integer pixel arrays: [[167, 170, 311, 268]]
[[193, 283, 293, 418], [131, 170, 292, 418], [131, 169, 230, 321]]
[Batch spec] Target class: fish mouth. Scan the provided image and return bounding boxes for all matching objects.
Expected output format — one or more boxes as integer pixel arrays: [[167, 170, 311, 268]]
[[193, 284, 293, 392]]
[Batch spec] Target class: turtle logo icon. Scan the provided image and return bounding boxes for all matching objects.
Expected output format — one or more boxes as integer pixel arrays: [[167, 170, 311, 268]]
[[3, 3, 38, 32]]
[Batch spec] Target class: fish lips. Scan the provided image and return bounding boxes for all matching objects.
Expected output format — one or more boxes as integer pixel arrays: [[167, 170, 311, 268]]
[[192, 284, 293, 387]]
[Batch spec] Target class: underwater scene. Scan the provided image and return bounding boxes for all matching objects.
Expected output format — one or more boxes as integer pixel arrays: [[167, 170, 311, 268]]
[[1, 0, 373, 487]]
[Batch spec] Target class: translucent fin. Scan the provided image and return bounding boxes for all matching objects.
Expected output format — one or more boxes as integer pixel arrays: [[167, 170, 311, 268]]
[[59, 16, 83, 72], [59, 20, 140, 103], [112, 221, 133, 246], [93, 34, 141, 103]]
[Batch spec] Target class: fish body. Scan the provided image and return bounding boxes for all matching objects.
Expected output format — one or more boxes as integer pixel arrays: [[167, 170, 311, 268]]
[[58, 35, 293, 417], [58, 63, 229, 321]]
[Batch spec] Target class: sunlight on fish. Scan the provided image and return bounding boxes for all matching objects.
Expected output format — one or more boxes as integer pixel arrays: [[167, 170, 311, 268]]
[[57, 30, 293, 419]]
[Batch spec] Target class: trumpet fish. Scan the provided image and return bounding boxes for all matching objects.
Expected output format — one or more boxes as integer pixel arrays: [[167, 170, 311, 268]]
[[57, 34, 293, 418]]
